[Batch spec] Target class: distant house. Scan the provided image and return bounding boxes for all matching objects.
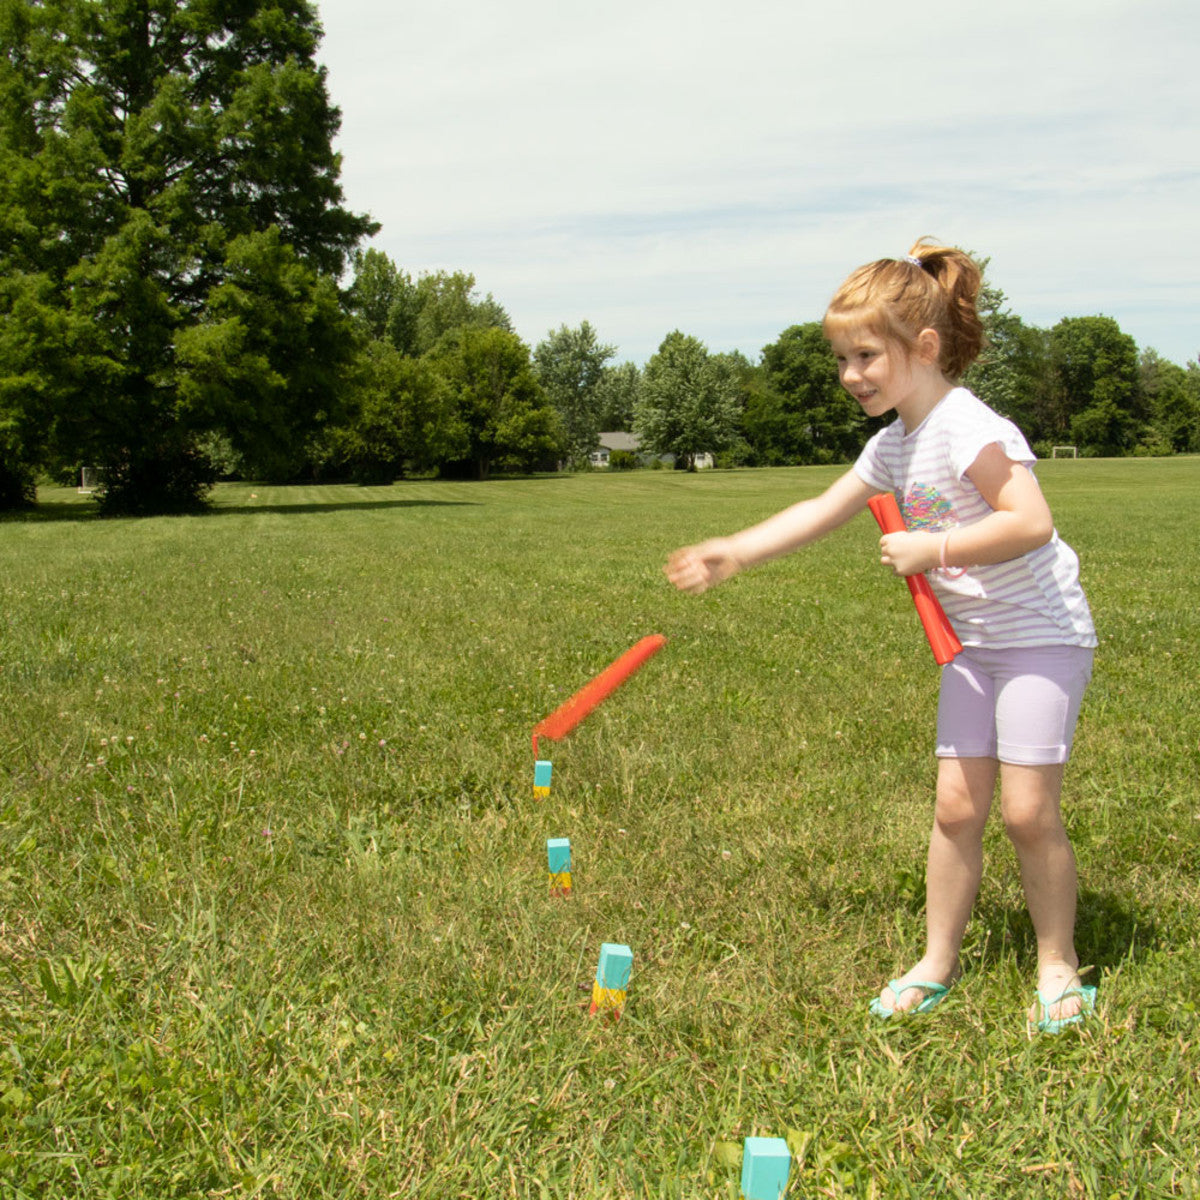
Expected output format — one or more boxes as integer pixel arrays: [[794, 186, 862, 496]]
[[589, 432, 713, 470], [589, 432, 640, 468]]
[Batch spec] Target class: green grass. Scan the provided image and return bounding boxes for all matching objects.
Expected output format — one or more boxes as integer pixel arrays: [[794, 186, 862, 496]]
[[2, 459, 1198, 1198]]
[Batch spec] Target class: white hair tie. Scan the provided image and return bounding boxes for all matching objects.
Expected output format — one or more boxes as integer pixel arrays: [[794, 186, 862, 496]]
[[904, 255, 923, 267]]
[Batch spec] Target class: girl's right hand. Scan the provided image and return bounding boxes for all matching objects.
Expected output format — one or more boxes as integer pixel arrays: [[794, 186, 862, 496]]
[[664, 538, 742, 595]]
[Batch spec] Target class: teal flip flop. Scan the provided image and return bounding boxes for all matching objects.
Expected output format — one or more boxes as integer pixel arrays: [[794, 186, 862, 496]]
[[869, 979, 951, 1020], [1031, 984, 1097, 1035]]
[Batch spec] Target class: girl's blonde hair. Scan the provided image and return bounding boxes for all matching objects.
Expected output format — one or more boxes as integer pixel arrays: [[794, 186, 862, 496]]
[[822, 239, 984, 380]]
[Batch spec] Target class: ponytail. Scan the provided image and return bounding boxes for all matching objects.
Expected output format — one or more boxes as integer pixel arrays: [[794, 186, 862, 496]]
[[823, 239, 984, 380]]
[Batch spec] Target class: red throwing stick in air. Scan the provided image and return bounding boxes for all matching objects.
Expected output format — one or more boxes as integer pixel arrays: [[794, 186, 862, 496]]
[[867, 494, 962, 666], [532, 634, 667, 757]]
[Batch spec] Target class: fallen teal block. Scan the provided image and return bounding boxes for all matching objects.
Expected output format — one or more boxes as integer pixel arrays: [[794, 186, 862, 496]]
[[741, 1137, 790, 1200]]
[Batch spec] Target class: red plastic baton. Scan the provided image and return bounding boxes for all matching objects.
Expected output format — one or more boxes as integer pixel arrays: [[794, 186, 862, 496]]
[[532, 635, 667, 757], [867, 494, 962, 666]]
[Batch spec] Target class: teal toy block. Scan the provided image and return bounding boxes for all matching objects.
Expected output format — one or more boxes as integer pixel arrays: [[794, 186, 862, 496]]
[[546, 837, 571, 875], [547, 836, 572, 896], [590, 942, 633, 1017], [595, 943, 632, 990], [741, 1137, 790, 1200], [533, 759, 553, 797]]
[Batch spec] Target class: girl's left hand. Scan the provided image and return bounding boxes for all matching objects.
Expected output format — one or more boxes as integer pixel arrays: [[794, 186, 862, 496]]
[[879, 531, 939, 577]]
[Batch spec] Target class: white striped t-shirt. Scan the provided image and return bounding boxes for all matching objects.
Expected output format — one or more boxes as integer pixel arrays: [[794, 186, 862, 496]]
[[853, 388, 1097, 650]]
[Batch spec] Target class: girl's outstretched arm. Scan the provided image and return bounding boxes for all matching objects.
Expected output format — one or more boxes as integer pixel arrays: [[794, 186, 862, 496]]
[[878, 443, 1054, 576], [666, 468, 877, 595]]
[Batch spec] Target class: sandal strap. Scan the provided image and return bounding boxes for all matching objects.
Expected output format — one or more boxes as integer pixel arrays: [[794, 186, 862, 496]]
[[889, 979, 949, 998], [1035, 984, 1096, 1008]]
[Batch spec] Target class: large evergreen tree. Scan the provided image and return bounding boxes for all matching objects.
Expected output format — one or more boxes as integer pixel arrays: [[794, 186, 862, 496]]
[[0, 0, 375, 510]]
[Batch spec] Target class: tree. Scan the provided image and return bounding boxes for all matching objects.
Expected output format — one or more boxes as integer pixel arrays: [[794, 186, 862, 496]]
[[708, 349, 756, 465], [412, 271, 510, 357], [1187, 360, 1200, 451], [1138, 347, 1198, 454], [174, 227, 355, 483], [345, 247, 418, 350], [593, 361, 642, 432], [0, 0, 375, 510], [635, 331, 740, 470], [964, 280, 1051, 444], [745, 323, 861, 465], [1045, 316, 1141, 454], [533, 321, 615, 467], [428, 326, 562, 479], [0, 271, 66, 505], [345, 255, 511, 360], [316, 340, 464, 482]]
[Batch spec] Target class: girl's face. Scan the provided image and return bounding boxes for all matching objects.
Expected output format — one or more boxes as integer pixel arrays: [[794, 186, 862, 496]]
[[828, 324, 946, 430], [829, 327, 917, 419]]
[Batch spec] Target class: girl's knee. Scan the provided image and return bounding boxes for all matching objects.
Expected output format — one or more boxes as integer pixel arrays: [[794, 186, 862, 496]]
[[1000, 763, 1066, 846], [1001, 795, 1064, 846], [934, 776, 991, 840]]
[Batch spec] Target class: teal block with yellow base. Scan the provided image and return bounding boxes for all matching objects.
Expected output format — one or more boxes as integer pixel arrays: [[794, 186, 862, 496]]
[[588, 942, 632, 1019], [534, 759, 553, 799], [547, 837, 572, 896]]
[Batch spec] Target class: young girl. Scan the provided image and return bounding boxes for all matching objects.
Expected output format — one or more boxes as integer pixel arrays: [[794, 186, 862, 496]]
[[666, 241, 1098, 1032]]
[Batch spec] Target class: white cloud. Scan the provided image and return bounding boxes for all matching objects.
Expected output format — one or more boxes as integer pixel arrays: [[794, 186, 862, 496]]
[[316, 0, 1200, 365]]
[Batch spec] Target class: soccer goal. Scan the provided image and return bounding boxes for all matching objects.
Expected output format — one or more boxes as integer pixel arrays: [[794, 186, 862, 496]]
[[1050, 446, 1078, 459], [78, 467, 100, 493]]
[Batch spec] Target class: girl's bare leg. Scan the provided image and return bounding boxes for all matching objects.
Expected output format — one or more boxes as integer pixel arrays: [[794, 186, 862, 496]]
[[1000, 762, 1084, 1021], [878, 757, 996, 1012]]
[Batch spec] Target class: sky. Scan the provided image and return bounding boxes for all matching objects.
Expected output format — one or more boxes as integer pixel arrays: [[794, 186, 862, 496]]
[[314, 0, 1200, 369]]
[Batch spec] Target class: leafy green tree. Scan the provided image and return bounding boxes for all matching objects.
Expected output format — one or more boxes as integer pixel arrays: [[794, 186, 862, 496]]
[[635, 331, 740, 470], [708, 349, 756, 466], [1138, 348, 1198, 453], [1186, 360, 1200, 451], [345, 255, 510, 360], [428, 326, 562, 479], [413, 271, 511, 357], [1046, 316, 1142, 454], [0, 0, 374, 510], [745, 323, 860, 465], [346, 248, 419, 349], [316, 340, 464, 482], [593, 361, 642, 432], [533, 321, 615, 467], [964, 281, 1051, 443], [338, 252, 526, 478]]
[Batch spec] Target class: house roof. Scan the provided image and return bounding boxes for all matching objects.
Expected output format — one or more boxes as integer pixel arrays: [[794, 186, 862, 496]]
[[596, 431, 639, 452]]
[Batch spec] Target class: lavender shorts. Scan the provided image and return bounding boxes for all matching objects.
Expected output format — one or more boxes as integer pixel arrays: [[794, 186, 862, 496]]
[[936, 644, 1094, 766]]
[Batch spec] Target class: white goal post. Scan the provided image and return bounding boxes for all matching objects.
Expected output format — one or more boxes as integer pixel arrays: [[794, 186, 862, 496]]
[[1050, 446, 1078, 459]]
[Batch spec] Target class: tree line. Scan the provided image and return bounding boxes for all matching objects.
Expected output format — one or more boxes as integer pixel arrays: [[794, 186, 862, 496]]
[[2, 1, 1197, 513]]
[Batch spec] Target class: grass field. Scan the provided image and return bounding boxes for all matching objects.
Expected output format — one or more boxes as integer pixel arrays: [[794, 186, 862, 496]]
[[2, 459, 1199, 1198]]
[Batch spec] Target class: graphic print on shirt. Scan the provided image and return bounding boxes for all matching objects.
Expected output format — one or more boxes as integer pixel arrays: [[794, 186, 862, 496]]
[[902, 483, 956, 531]]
